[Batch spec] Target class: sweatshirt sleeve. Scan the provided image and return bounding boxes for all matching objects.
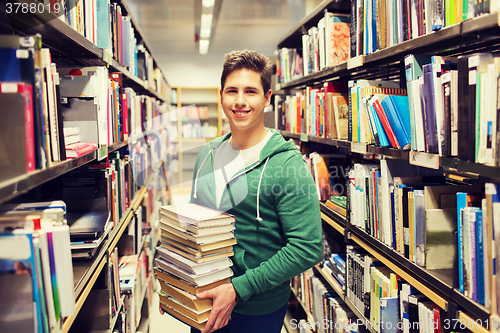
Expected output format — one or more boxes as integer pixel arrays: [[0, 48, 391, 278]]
[[231, 154, 323, 301]]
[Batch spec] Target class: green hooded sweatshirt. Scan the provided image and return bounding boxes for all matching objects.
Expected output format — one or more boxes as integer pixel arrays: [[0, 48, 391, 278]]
[[189, 129, 323, 315]]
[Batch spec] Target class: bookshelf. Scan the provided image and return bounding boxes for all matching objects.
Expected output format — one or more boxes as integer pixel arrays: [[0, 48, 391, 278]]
[[277, 0, 500, 332], [171, 86, 223, 193], [0, 0, 173, 332]]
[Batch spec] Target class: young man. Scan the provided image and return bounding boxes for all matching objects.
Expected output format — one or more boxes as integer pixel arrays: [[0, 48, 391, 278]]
[[188, 50, 323, 333]]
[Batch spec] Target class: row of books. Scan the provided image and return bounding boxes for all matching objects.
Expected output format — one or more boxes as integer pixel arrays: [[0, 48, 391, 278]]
[[277, 53, 500, 167], [344, 246, 445, 333], [274, 81, 349, 139], [154, 204, 237, 330], [54, 0, 170, 99], [291, 268, 355, 333], [349, 81, 409, 150], [0, 201, 76, 333], [277, 2, 500, 84], [349, 160, 456, 267], [178, 106, 211, 120], [405, 52, 500, 164], [0, 34, 172, 180], [351, 0, 499, 57], [348, 160, 500, 309], [276, 11, 350, 84]]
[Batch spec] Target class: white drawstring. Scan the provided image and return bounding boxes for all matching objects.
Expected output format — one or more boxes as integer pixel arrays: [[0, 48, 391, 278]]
[[256, 157, 270, 222], [193, 150, 212, 199]]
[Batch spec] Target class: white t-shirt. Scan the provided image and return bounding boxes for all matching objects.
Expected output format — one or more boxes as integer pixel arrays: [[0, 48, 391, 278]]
[[213, 130, 272, 208]]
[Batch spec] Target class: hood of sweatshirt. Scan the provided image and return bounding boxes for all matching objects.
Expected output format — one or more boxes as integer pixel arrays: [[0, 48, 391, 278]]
[[191, 128, 300, 220]]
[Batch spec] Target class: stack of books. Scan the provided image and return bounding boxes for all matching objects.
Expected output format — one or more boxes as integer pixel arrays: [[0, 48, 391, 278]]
[[154, 203, 237, 330]]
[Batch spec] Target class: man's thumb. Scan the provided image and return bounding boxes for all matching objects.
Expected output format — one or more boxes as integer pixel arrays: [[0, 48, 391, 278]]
[[196, 291, 206, 299]]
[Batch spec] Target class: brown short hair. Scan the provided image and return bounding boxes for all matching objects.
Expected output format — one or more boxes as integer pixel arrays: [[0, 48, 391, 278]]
[[221, 50, 273, 94]]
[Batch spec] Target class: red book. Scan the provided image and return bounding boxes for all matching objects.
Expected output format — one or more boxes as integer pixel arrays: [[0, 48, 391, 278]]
[[65, 142, 98, 158], [0, 82, 35, 174], [296, 92, 301, 134], [371, 96, 400, 149], [122, 93, 129, 140]]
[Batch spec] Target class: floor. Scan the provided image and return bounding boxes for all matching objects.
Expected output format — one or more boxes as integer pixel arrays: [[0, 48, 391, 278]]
[[147, 192, 288, 333]]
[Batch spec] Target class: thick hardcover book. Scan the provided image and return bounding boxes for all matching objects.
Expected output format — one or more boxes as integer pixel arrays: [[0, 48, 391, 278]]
[[160, 204, 235, 227], [159, 301, 206, 331], [156, 247, 232, 276], [154, 257, 233, 287], [158, 284, 212, 312], [156, 269, 230, 296], [161, 230, 237, 252], [0, 82, 36, 183]]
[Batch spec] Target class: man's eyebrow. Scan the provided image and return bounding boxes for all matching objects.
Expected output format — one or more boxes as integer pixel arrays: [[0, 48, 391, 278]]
[[224, 85, 260, 90]]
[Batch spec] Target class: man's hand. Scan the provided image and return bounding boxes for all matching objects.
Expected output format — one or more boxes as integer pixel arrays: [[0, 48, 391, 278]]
[[197, 283, 238, 333]]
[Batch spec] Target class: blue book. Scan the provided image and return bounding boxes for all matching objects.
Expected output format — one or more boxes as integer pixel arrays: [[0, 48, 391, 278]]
[[0, 231, 45, 333], [96, 0, 110, 48], [457, 192, 467, 293], [404, 55, 431, 150], [380, 297, 399, 333], [369, 103, 391, 147], [380, 95, 412, 150], [468, 207, 479, 302], [476, 209, 484, 305]]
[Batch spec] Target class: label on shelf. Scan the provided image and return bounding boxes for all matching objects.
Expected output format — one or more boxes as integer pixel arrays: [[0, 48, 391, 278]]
[[347, 55, 365, 69], [409, 151, 440, 169], [103, 49, 112, 64], [351, 142, 367, 154], [97, 147, 108, 161], [300, 133, 308, 142]]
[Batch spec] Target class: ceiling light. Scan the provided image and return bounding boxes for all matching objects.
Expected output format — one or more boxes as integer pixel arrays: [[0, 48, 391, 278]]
[[200, 13, 213, 38], [199, 39, 209, 55], [202, 0, 215, 8]]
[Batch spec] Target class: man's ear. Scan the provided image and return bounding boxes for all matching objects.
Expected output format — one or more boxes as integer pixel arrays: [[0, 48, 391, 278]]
[[220, 88, 223, 104], [264, 89, 272, 107]]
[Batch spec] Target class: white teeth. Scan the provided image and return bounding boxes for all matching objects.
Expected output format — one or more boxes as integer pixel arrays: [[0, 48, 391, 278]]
[[234, 111, 248, 115]]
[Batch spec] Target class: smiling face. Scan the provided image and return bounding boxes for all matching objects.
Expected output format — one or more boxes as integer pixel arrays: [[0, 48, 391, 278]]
[[220, 68, 272, 136]]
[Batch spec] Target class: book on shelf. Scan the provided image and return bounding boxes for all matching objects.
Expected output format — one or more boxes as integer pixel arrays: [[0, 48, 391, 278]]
[[65, 142, 98, 159], [0, 82, 36, 182]]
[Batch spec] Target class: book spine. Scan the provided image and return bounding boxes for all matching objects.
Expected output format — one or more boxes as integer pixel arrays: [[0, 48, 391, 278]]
[[457, 193, 466, 293], [476, 209, 485, 305]]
